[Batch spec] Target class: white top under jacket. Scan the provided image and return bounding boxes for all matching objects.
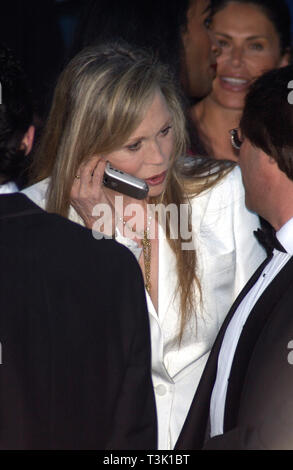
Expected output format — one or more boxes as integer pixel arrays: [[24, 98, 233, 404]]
[[0, 181, 18, 194], [22, 165, 266, 449]]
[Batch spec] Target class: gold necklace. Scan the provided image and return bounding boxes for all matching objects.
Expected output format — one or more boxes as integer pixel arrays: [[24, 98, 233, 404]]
[[142, 229, 151, 294], [116, 214, 152, 294]]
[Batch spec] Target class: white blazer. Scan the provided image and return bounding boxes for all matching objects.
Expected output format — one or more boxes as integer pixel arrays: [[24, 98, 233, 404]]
[[22, 166, 266, 449]]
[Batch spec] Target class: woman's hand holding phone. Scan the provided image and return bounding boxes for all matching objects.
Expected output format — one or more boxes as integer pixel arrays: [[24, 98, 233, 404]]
[[71, 156, 149, 237], [70, 156, 115, 232]]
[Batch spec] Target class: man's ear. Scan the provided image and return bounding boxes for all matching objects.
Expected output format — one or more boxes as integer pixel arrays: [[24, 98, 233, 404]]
[[20, 125, 35, 156], [279, 49, 291, 67]]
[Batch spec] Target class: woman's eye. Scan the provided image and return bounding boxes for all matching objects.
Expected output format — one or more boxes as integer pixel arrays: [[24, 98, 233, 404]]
[[249, 43, 264, 51], [127, 141, 142, 151], [218, 39, 229, 48], [160, 125, 172, 137], [204, 16, 212, 29]]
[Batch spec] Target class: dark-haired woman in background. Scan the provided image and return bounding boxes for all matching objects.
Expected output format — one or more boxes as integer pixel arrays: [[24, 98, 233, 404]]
[[191, 0, 291, 161]]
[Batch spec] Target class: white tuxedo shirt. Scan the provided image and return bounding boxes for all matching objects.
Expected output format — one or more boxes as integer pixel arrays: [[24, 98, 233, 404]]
[[22, 166, 266, 449], [210, 217, 293, 438]]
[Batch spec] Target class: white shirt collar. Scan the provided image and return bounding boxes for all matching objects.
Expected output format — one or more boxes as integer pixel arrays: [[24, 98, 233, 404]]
[[276, 217, 293, 255]]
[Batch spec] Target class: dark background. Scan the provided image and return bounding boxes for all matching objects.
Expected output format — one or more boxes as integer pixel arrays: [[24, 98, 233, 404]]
[[1, 0, 293, 121]]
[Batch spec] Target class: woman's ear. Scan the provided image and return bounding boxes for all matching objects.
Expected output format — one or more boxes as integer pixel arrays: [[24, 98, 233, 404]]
[[20, 125, 35, 155]]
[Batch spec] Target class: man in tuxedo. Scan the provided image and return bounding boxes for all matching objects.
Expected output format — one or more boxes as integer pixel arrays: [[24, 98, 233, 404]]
[[176, 64, 293, 450], [0, 192, 157, 449]]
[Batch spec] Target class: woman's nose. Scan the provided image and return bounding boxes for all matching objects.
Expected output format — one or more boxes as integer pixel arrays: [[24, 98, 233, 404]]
[[230, 45, 244, 67], [147, 141, 166, 164]]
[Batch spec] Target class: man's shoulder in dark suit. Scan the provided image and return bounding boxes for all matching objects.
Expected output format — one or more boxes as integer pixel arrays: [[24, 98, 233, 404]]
[[0, 193, 157, 450]]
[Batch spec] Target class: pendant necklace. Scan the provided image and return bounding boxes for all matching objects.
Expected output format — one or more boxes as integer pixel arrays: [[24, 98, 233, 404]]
[[117, 213, 153, 294]]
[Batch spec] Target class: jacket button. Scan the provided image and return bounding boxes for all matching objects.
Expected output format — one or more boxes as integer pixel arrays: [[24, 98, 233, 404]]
[[155, 384, 167, 396]]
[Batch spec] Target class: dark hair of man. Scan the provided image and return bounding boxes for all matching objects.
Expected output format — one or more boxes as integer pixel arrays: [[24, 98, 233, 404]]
[[71, 0, 192, 85], [0, 44, 33, 187], [211, 0, 291, 56], [240, 65, 293, 180]]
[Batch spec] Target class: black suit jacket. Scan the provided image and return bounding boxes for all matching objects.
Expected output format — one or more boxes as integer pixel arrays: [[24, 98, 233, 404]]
[[176, 253, 293, 450], [0, 193, 157, 450]]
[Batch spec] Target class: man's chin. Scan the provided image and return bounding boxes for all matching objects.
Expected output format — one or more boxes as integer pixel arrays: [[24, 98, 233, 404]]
[[196, 82, 213, 101], [245, 195, 254, 213], [187, 76, 213, 102]]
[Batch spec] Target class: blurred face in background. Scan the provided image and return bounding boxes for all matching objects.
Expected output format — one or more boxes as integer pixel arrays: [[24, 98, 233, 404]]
[[181, 0, 221, 99], [209, 1, 290, 110]]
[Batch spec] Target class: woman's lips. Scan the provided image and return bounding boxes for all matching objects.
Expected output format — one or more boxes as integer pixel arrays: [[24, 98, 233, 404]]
[[144, 170, 167, 186], [218, 76, 251, 92]]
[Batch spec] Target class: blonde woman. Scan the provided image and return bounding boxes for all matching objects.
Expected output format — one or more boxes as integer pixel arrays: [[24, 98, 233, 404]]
[[22, 43, 266, 449]]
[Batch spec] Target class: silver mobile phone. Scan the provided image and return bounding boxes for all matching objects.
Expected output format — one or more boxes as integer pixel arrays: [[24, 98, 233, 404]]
[[103, 162, 149, 199]]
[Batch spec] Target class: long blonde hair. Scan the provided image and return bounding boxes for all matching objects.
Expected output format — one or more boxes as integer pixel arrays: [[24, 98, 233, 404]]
[[32, 41, 228, 339]]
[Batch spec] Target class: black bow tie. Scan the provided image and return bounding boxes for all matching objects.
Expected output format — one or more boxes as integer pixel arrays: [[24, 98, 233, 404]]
[[254, 227, 286, 255]]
